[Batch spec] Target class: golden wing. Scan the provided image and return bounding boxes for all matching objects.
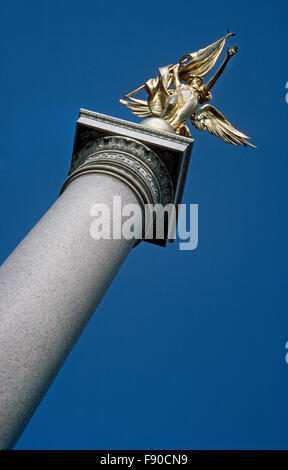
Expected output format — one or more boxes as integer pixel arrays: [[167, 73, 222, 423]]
[[119, 97, 153, 118], [191, 105, 256, 148]]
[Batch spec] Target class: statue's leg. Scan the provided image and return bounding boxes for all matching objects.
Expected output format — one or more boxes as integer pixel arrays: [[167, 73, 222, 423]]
[[161, 91, 179, 121]]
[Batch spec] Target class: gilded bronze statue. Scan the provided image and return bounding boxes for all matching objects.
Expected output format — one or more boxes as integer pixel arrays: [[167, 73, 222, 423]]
[[120, 32, 256, 148]]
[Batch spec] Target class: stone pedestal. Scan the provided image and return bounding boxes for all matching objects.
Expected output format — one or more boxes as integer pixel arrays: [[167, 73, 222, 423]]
[[0, 111, 193, 449]]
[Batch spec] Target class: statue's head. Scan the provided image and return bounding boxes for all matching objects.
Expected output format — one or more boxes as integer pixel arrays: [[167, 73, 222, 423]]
[[188, 76, 203, 87]]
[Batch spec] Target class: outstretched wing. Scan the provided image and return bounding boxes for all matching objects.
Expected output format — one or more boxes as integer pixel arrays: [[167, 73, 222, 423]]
[[119, 97, 152, 118], [191, 104, 256, 148]]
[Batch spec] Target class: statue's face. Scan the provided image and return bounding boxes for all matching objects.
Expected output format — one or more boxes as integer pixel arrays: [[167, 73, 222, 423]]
[[192, 77, 202, 87]]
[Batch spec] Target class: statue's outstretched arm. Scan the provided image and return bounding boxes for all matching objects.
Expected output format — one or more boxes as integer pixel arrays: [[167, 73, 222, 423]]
[[204, 46, 238, 93]]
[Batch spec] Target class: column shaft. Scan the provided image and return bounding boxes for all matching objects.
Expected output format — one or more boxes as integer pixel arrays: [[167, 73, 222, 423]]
[[0, 173, 141, 449]]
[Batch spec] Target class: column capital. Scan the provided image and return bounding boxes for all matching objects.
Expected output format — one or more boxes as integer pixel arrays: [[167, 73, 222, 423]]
[[61, 110, 194, 246], [61, 135, 173, 209]]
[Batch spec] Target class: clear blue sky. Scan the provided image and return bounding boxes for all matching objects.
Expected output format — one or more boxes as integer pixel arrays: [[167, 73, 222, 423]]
[[0, 0, 287, 450]]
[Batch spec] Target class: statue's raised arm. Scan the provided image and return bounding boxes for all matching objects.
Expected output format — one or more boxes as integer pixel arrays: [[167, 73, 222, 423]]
[[203, 44, 238, 93]]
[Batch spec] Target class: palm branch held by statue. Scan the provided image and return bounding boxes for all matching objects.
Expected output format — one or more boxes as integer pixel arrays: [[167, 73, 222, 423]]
[[120, 32, 256, 148]]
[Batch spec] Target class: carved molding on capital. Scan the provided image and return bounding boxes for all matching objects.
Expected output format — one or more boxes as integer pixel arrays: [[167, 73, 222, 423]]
[[61, 136, 174, 208]]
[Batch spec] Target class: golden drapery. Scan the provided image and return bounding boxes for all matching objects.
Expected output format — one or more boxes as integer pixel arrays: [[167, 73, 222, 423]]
[[178, 34, 229, 80], [144, 34, 230, 116]]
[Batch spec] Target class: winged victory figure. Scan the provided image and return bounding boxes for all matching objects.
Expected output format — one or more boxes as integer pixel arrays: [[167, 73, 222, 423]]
[[120, 32, 256, 148]]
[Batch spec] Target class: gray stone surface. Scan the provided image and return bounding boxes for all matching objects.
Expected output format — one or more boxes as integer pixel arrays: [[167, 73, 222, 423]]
[[0, 173, 142, 449]]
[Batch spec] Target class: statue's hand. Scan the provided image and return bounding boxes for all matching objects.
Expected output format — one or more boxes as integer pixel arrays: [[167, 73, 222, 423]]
[[227, 45, 238, 57]]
